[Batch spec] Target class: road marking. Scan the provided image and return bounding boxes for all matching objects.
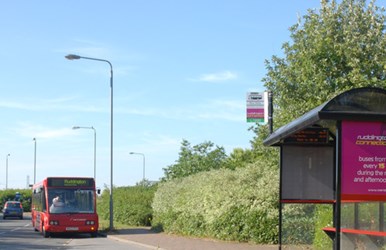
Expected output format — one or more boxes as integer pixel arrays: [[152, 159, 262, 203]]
[[0, 222, 31, 235]]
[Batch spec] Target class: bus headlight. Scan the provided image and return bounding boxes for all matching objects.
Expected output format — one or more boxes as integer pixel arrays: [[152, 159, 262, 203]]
[[50, 220, 59, 225], [85, 220, 95, 225]]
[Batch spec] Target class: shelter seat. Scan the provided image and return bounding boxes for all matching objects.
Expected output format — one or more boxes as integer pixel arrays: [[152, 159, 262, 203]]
[[323, 227, 386, 239]]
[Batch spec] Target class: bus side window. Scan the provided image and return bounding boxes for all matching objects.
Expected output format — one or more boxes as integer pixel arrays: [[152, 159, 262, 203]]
[[42, 188, 46, 212]]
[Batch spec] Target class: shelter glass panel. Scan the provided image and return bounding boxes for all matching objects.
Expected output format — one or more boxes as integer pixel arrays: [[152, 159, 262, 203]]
[[281, 203, 333, 249], [282, 146, 334, 200]]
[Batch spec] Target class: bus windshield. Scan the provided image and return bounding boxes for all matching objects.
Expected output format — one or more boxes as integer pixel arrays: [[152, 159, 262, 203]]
[[48, 188, 95, 214]]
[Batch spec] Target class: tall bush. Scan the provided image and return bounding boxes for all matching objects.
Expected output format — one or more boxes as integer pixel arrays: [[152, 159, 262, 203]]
[[162, 140, 228, 181], [97, 183, 157, 227], [152, 162, 279, 244]]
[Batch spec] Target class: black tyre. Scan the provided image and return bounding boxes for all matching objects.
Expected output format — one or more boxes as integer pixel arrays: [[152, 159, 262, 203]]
[[33, 221, 39, 232], [42, 225, 50, 238]]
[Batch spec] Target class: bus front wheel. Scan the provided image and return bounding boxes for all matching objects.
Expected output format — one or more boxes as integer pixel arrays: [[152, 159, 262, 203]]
[[32, 221, 38, 232], [42, 225, 50, 238]]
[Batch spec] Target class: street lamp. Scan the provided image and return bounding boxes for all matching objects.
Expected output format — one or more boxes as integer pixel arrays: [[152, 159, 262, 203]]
[[66, 54, 114, 231], [33, 138, 37, 184], [6, 154, 10, 189], [129, 152, 145, 183], [72, 126, 97, 180]]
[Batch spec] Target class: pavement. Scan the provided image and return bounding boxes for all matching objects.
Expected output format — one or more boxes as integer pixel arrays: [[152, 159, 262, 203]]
[[105, 227, 279, 250]]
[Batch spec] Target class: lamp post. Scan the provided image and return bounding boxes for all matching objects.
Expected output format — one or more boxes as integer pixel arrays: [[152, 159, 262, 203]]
[[33, 138, 37, 184], [72, 126, 97, 180], [66, 54, 114, 231], [6, 154, 10, 189], [129, 152, 145, 183]]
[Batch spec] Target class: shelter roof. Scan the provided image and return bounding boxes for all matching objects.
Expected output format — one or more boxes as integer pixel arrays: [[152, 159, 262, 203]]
[[263, 87, 386, 146]]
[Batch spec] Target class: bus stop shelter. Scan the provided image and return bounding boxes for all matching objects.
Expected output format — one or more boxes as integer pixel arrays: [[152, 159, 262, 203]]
[[263, 87, 386, 249]]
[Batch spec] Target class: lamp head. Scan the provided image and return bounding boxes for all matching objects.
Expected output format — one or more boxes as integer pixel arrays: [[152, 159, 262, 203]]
[[72, 126, 80, 130], [65, 54, 81, 60]]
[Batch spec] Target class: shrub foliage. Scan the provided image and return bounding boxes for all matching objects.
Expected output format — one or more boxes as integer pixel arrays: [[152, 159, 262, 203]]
[[0, 189, 32, 212], [152, 162, 279, 244], [98, 183, 157, 227]]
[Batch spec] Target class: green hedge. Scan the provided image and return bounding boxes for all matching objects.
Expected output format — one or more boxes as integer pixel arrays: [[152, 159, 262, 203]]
[[0, 189, 32, 212], [152, 163, 279, 244], [97, 184, 157, 227]]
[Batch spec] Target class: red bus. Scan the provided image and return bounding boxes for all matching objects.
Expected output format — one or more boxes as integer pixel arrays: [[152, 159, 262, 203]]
[[31, 177, 99, 237]]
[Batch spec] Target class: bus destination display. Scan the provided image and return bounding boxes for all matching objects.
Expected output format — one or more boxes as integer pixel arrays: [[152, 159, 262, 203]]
[[48, 178, 94, 187]]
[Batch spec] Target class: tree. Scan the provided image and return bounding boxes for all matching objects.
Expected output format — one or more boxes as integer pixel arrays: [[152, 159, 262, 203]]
[[249, 125, 279, 167], [223, 148, 254, 170], [162, 139, 228, 180], [263, 0, 386, 127]]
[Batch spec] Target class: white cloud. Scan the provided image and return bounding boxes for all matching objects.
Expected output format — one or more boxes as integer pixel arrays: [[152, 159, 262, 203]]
[[190, 110, 244, 122], [12, 123, 75, 140], [191, 71, 238, 82], [206, 99, 244, 110], [0, 97, 104, 113], [118, 97, 245, 122], [35, 128, 74, 139], [0, 101, 32, 110], [142, 133, 181, 148], [186, 99, 245, 121]]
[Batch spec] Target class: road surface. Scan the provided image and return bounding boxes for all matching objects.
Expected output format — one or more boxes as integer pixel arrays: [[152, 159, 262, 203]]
[[0, 213, 150, 250]]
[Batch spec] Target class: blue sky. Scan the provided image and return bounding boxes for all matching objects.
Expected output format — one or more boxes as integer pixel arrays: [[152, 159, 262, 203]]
[[0, 0, 348, 189]]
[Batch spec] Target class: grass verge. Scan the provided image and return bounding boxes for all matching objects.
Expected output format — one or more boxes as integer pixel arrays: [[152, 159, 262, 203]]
[[98, 219, 135, 233]]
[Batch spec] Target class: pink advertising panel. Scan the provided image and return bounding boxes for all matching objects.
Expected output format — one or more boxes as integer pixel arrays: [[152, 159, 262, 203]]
[[341, 121, 386, 200]]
